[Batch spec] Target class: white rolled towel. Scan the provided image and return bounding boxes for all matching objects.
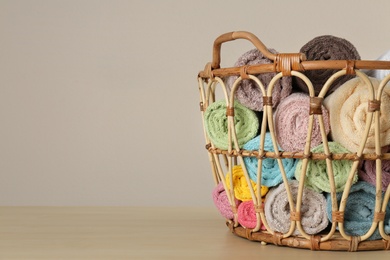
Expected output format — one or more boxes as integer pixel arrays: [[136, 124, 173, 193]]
[[365, 50, 390, 80]]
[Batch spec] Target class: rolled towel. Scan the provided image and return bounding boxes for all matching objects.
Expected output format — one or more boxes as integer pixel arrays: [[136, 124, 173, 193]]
[[212, 182, 238, 220], [365, 50, 390, 80], [323, 76, 390, 153], [225, 165, 269, 201], [204, 100, 259, 150], [358, 146, 390, 191], [264, 180, 329, 235], [294, 142, 357, 193], [326, 181, 390, 240], [237, 200, 266, 230], [226, 48, 292, 111], [274, 92, 331, 151], [243, 133, 297, 187], [294, 35, 360, 96]]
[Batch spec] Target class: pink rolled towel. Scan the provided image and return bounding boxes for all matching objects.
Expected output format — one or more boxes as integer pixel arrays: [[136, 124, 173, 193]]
[[226, 48, 292, 111], [358, 147, 390, 191], [274, 93, 330, 151], [237, 200, 266, 230], [212, 182, 238, 220]]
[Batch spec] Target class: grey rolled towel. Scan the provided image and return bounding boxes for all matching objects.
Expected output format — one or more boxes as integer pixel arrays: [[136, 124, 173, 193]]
[[264, 180, 329, 235], [293, 35, 361, 96], [227, 48, 292, 111]]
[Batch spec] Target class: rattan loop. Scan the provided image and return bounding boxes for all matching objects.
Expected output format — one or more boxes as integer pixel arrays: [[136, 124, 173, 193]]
[[384, 239, 390, 250], [332, 211, 344, 223], [325, 153, 333, 160], [226, 221, 235, 233], [302, 152, 312, 159], [240, 65, 250, 80], [273, 232, 284, 246], [309, 97, 323, 115], [255, 204, 264, 213], [199, 102, 204, 112], [375, 153, 384, 160], [368, 100, 381, 112], [256, 151, 265, 159], [374, 211, 386, 222], [226, 107, 234, 117], [275, 53, 305, 76], [202, 62, 215, 79], [263, 96, 273, 106], [345, 60, 356, 75], [290, 211, 301, 221], [310, 235, 321, 251], [348, 236, 361, 252], [352, 153, 361, 161], [245, 229, 254, 241]]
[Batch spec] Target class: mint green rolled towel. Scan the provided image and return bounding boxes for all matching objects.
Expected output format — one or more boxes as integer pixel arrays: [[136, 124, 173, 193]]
[[294, 142, 358, 193], [204, 100, 259, 150]]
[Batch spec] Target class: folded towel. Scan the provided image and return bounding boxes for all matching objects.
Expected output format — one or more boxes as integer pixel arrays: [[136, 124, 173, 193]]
[[264, 180, 329, 235], [212, 182, 238, 220], [365, 50, 390, 80], [243, 133, 297, 187], [274, 92, 330, 151], [358, 146, 390, 191], [237, 200, 266, 230], [294, 35, 360, 96], [226, 48, 292, 111], [323, 77, 390, 153], [225, 165, 269, 201], [204, 100, 259, 150], [326, 181, 390, 240], [294, 142, 358, 193]]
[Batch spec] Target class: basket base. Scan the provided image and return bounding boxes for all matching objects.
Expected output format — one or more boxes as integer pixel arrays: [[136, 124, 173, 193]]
[[226, 222, 390, 251]]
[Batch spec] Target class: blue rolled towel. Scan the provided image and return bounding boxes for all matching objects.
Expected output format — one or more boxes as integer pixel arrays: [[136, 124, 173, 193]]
[[243, 132, 298, 187], [326, 181, 390, 240]]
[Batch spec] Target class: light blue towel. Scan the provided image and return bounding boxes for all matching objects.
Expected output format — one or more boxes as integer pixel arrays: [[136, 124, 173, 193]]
[[326, 181, 390, 240], [243, 132, 297, 187]]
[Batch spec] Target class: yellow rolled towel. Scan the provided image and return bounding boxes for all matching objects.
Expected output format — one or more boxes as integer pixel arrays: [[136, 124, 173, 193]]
[[226, 165, 268, 201]]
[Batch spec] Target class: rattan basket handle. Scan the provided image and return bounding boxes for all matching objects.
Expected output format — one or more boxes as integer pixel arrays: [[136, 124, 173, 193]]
[[211, 31, 277, 69]]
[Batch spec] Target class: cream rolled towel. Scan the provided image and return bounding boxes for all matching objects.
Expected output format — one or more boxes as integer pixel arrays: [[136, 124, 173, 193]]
[[323, 76, 390, 153], [264, 180, 329, 235]]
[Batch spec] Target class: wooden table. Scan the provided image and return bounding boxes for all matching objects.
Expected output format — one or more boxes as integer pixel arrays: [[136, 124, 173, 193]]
[[0, 207, 389, 259]]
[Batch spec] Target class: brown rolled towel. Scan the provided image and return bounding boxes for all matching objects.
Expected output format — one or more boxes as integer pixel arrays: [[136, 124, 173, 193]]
[[293, 35, 361, 96], [226, 48, 292, 111]]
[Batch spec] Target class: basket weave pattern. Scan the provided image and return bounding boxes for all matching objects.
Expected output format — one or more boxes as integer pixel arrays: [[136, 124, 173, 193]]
[[198, 31, 390, 251]]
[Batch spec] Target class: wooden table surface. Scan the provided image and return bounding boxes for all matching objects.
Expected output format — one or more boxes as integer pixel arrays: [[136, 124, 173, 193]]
[[0, 207, 389, 259]]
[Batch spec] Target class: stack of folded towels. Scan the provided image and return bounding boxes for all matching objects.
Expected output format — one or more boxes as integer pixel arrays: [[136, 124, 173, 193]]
[[208, 34, 390, 238]]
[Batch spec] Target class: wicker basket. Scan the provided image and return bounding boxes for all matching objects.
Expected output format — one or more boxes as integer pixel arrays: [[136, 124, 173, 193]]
[[197, 31, 390, 251]]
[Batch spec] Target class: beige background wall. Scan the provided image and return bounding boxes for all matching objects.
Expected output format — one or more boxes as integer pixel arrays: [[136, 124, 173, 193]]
[[1, 0, 390, 206]]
